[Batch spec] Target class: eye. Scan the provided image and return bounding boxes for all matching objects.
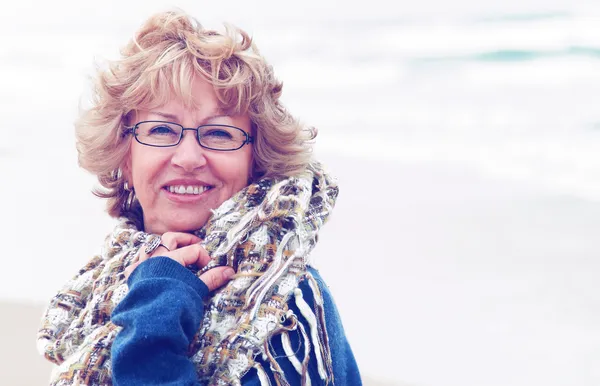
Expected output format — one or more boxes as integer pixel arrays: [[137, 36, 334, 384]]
[[203, 128, 234, 139], [148, 124, 178, 136]]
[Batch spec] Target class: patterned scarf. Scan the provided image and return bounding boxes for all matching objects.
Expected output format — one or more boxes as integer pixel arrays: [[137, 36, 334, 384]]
[[37, 162, 338, 385]]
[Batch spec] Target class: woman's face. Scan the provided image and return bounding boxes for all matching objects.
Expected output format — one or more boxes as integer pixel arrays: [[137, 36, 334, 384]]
[[125, 76, 253, 234]]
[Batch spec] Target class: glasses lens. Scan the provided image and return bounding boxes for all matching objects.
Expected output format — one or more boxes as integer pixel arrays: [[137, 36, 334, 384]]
[[199, 125, 247, 150], [135, 122, 182, 146]]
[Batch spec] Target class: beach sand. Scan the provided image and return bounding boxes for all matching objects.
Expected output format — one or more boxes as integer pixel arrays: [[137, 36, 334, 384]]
[[1, 301, 53, 385]]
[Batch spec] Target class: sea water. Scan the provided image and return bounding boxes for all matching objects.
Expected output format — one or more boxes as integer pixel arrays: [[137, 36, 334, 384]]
[[3, 2, 600, 199]]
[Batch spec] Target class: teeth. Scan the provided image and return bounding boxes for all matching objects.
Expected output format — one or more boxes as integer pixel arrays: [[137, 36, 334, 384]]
[[167, 185, 210, 195]]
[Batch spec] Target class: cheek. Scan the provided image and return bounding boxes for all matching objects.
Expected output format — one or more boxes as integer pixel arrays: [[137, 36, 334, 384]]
[[129, 148, 145, 185], [219, 151, 253, 190], [129, 145, 163, 190]]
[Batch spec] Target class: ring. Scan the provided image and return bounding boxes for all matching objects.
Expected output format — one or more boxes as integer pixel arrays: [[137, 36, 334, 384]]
[[144, 235, 161, 254], [158, 243, 170, 251]]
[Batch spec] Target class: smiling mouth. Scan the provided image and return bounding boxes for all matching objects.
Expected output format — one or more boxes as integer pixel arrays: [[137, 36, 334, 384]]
[[165, 185, 214, 195]]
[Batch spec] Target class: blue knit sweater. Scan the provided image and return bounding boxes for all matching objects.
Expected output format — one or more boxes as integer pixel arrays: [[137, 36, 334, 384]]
[[111, 257, 361, 385]]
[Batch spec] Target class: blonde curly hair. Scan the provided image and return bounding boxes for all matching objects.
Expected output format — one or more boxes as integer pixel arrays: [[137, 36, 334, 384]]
[[75, 10, 315, 222]]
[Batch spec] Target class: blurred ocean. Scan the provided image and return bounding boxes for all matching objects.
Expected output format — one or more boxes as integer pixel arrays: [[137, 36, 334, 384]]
[[1, 1, 600, 385], [2, 2, 600, 198]]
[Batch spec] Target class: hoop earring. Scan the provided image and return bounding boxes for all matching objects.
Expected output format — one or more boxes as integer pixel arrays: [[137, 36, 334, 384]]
[[123, 181, 135, 211]]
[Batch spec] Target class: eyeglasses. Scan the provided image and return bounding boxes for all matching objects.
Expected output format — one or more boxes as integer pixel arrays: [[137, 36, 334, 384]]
[[124, 121, 253, 151]]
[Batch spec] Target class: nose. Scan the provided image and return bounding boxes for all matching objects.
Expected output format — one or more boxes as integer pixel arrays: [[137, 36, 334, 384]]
[[170, 130, 207, 172]]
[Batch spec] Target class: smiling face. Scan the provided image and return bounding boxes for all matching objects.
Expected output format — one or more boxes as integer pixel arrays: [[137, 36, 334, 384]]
[[124, 76, 253, 234]]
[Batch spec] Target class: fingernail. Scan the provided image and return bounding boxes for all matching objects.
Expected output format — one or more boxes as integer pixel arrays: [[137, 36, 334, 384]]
[[223, 268, 235, 279]]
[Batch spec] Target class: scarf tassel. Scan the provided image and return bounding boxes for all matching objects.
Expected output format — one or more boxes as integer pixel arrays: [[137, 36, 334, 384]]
[[260, 277, 333, 386], [305, 273, 335, 382], [253, 361, 273, 386], [293, 287, 330, 382]]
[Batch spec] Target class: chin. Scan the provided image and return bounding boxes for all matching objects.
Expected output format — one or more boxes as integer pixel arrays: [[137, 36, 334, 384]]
[[168, 214, 210, 232], [145, 213, 210, 234]]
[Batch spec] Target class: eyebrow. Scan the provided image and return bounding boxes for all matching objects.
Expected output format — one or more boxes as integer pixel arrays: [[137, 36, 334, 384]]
[[151, 111, 179, 121], [150, 110, 229, 125]]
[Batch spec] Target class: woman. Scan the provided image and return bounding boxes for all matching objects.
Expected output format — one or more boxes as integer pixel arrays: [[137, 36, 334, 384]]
[[37, 10, 361, 386]]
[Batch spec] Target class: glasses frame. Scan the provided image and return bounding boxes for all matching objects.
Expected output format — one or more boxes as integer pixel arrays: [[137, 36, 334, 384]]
[[124, 120, 254, 151]]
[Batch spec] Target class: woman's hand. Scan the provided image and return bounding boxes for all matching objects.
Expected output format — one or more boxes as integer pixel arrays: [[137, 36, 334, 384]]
[[125, 232, 235, 291]]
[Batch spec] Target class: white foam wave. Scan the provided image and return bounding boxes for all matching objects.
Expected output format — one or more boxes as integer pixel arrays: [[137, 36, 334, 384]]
[[361, 17, 600, 60]]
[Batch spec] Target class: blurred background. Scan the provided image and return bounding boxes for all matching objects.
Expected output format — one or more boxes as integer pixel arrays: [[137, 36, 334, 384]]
[[1, 0, 600, 385]]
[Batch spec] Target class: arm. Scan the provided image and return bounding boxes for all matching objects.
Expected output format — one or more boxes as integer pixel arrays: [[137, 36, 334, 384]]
[[111, 256, 263, 386], [110, 257, 208, 386]]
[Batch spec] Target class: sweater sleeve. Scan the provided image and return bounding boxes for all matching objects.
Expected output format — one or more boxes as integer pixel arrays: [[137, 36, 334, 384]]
[[110, 257, 210, 386]]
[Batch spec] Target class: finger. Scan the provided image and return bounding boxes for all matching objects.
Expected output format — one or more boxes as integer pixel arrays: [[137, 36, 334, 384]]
[[167, 244, 210, 267], [145, 232, 202, 259], [160, 232, 202, 251], [199, 266, 235, 292], [193, 244, 211, 268]]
